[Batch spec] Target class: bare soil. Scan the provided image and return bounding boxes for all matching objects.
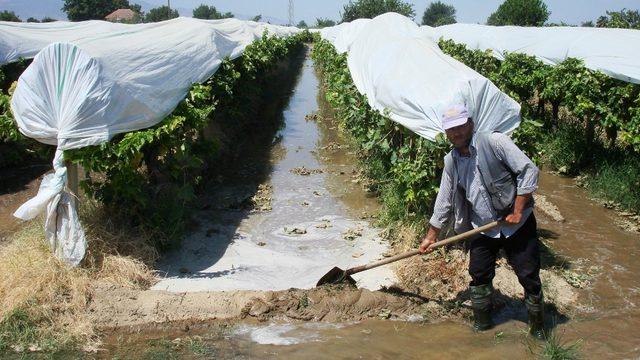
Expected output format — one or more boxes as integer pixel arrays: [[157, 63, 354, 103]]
[[0, 164, 49, 244]]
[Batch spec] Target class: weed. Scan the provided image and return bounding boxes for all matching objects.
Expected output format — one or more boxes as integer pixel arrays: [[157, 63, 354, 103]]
[[299, 293, 310, 308], [0, 221, 92, 354], [541, 332, 582, 360], [527, 329, 582, 360], [187, 337, 216, 356], [542, 122, 592, 175], [143, 339, 179, 360], [587, 155, 640, 212]]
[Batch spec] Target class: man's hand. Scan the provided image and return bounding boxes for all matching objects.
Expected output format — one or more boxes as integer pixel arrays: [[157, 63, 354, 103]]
[[503, 212, 522, 224], [419, 226, 440, 254], [504, 193, 532, 225]]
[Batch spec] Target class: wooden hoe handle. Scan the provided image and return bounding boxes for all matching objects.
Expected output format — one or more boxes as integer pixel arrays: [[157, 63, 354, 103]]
[[345, 221, 501, 276]]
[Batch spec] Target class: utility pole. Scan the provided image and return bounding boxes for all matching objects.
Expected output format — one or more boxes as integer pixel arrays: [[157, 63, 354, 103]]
[[167, 0, 171, 20], [288, 0, 294, 26]]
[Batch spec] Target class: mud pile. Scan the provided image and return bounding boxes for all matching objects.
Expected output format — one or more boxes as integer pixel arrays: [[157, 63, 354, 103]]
[[88, 282, 424, 329]]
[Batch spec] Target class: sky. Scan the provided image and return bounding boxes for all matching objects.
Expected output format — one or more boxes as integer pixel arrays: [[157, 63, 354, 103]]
[[133, 0, 640, 24], [3, 0, 640, 25]]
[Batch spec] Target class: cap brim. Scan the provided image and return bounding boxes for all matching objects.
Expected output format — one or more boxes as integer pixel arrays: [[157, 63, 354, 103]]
[[442, 116, 468, 130]]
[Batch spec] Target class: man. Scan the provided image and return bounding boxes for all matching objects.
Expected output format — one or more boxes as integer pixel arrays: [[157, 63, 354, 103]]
[[419, 104, 545, 339]]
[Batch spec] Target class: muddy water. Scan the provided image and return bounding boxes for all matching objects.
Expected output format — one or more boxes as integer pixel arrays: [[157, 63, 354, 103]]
[[102, 48, 640, 358], [534, 173, 640, 358]]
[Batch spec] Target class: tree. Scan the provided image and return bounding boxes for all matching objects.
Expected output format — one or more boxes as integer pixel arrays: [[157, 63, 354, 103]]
[[581, 20, 594, 27], [145, 6, 179, 22], [486, 0, 549, 26], [341, 0, 415, 23], [315, 18, 336, 28], [422, 1, 456, 26], [296, 20, 308, 28], [192, 4, 233, 20], [41, 17, 57, 22], [596, 9, 640, 29], [252, 14, 262, 22], [27, 17, 40, 23], [63, 0, 142, 21], [545, 21, 572, 27], [0, 10, 21, 22]]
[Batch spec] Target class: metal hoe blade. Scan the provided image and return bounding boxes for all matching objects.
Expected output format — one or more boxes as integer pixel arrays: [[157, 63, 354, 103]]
[[316, 266, 357, 287]]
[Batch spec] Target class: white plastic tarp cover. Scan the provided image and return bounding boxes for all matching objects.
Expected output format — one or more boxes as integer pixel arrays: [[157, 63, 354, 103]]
[[319, 13, 521, 141], [7, 17, 299, 266], [423, 23, 640, 84], [0, 20, 130, 65]]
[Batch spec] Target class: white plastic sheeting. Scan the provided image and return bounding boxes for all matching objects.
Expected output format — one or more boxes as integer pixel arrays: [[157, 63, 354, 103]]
[[423, 23, 640, 84], [0, 20, 130, 65], [6, 17, 300, 265], [319, 13, 521, 141]]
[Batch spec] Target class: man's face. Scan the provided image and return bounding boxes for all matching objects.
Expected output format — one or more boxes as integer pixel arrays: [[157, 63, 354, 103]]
[[445, 119, 474, 149]]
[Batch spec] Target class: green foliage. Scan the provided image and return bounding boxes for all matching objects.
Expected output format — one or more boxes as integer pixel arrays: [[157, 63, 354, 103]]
[[192, 4, 233, 20], [41, 17, 57, 23], [64, 32, 307, 247], [535, 329, 582, 360], [511, 119, 544, 163], [439, 38, 640, 153], [438, 39, 501, 84], [0, 64, 53, 168], [27, 17, 40, 23], [0, 307, 39, 352], [297, 20, 308, 28], [63, 0, 141, 21], [542, 122, 591, 175], [315, 18, 336, 28], [251, 14, 262, 22], [145, 5, 179, 22], [0, 305, 75, 353], [596, 8, 640, 29], [486, 0, 550, 26], [422, 1, 456, 26], [0, 10, 21, 22], [341, 0, 415, 23], [498, 53, 546, 113], [312, 39, 450, 224], [588, 155, 640, 212]]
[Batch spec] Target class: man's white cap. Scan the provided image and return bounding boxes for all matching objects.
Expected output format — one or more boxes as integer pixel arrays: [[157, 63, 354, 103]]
[[441, 104, 470, 130]]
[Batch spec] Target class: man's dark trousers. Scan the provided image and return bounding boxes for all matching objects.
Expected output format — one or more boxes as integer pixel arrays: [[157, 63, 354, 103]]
[[468, 214, 542, 295]]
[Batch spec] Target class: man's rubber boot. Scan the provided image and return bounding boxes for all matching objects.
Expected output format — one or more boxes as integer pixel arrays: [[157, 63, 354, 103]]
[[470, 284, 494, 331], [525, 291, 546, 340]]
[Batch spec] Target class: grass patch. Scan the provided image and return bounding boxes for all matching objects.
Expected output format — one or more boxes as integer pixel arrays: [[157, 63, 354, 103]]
[[0, 221, 92, 353], [541, 122, 591, 175], [541, 332, 582, 360], [527, 328, 582, 360], [0, 199, 159, 354], [586, 156, 640, 213]]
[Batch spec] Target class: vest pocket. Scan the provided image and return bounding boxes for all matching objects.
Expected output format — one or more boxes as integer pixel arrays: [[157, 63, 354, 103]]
[[488, 172, 516, 214]]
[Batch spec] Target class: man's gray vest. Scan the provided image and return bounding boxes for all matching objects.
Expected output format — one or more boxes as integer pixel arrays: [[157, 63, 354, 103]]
[[444, 131, 517, 218], [474, 132, 517, 216]]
